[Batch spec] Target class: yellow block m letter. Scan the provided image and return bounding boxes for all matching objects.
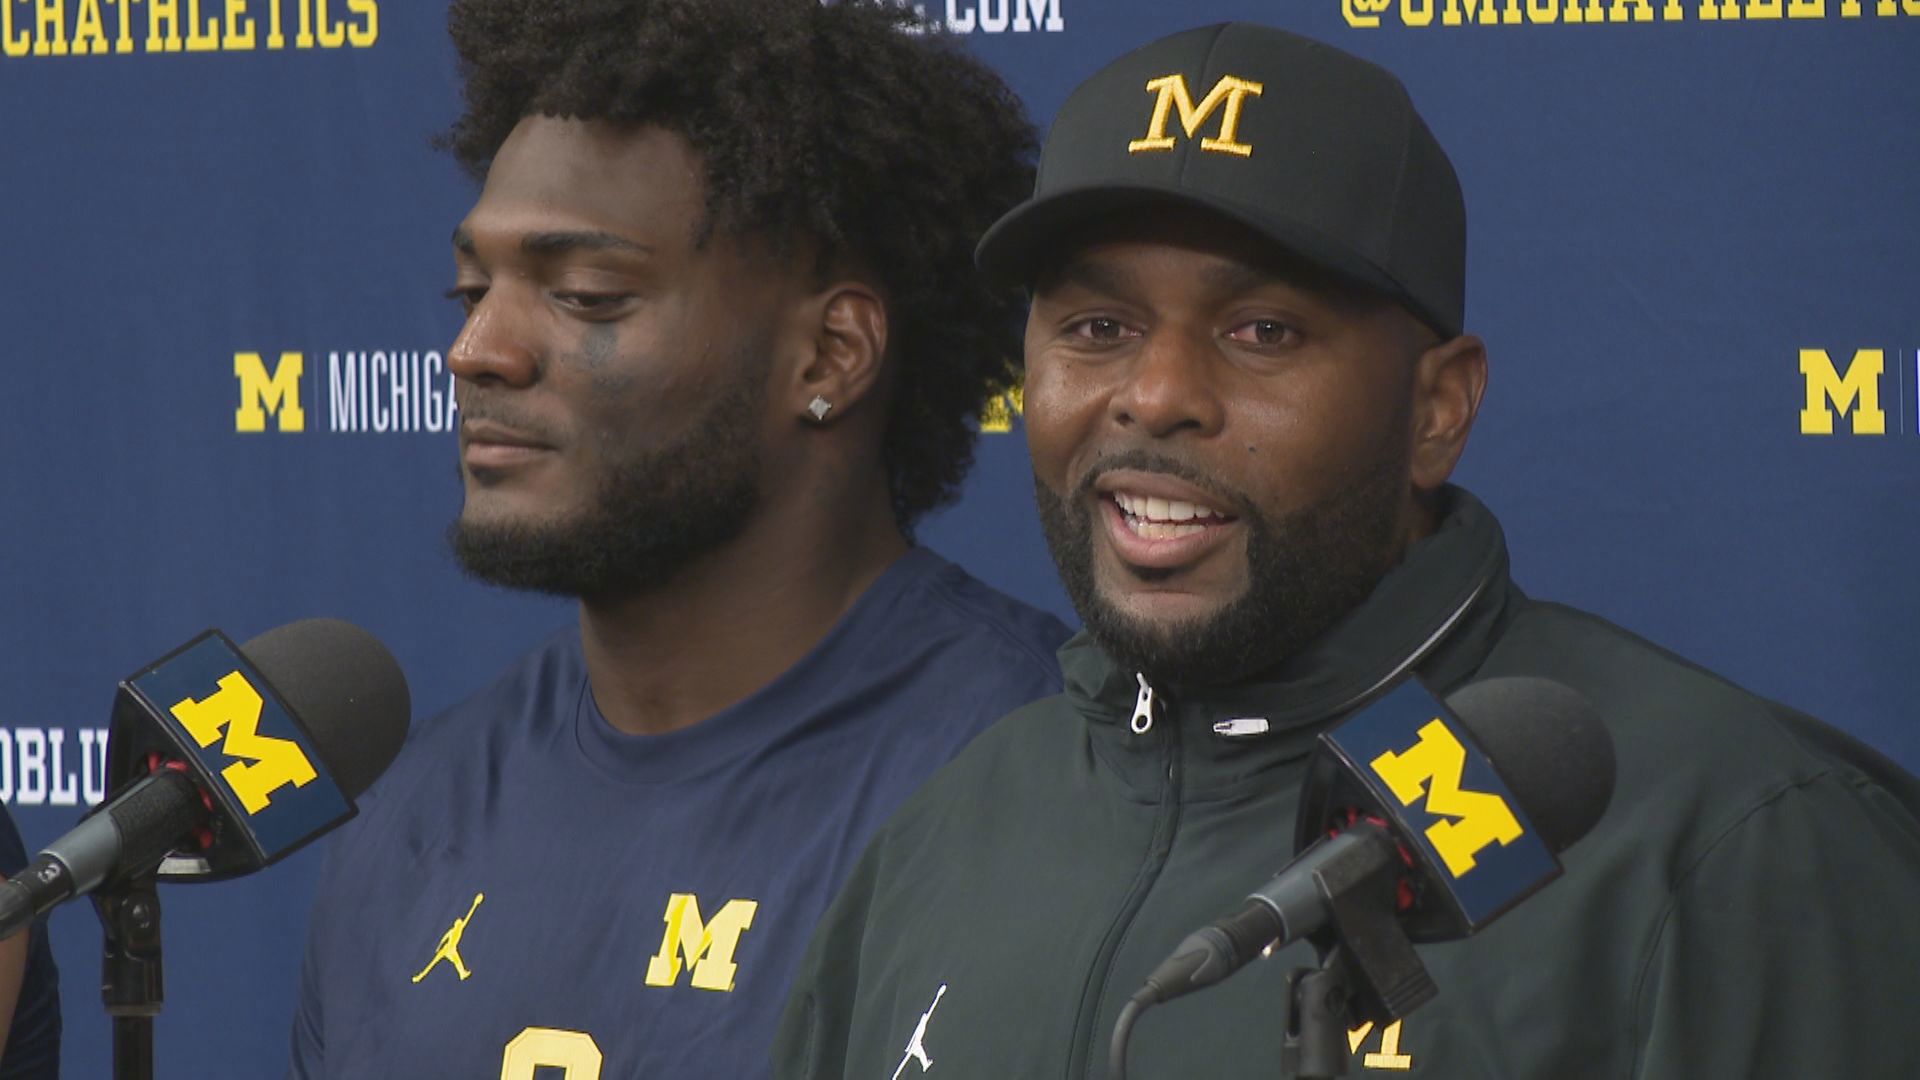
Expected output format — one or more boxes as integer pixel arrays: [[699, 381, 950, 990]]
[[644, 894, 758, 992], [979, 384, 1025, 434], [1799, 348, 1885, 435], [1127, 74, 1264, 158], [234, 351, 305, 432], [1370, 720, 1522, 877], [170, 672, 318, 813]]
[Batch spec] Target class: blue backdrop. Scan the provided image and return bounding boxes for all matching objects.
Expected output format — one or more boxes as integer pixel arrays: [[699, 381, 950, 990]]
[[2, 1, 1915, 1075]]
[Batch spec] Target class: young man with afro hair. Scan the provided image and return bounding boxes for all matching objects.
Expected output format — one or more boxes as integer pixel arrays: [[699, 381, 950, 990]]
[[288, 2, 1066, 1077]]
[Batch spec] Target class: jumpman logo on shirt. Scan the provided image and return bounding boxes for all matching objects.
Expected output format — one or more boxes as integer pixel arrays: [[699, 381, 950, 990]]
[[892, 983, 948, 1079], [412, 892, 485, 984]]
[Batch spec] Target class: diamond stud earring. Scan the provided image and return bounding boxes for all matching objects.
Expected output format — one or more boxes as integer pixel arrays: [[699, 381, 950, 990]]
[[807, 396, 834, 422]]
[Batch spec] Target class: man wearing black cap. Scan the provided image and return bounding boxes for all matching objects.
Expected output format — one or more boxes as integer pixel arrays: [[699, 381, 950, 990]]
[[773, 22, 1920, 1079]]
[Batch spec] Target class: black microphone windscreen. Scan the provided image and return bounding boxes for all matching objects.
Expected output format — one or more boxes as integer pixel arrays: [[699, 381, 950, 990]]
[[1444, 676, 1614, 854], [240, 618, 410, 800]]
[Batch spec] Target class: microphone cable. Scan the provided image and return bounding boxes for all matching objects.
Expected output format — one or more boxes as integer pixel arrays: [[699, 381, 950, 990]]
[[1108, 992, 1150, 1080]]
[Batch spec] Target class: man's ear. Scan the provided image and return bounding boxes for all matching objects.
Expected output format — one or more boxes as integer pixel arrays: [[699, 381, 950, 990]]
[[787, 282, 888, 425], [1408, 332, 1487, 492]]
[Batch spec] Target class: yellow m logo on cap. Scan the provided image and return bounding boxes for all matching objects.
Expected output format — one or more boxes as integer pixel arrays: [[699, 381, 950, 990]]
[[1128, 73, 1265, 158]]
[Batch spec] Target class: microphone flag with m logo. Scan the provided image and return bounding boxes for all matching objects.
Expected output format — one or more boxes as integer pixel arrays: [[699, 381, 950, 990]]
[[107, 631, 353, 880], [1312, 678, 1561, 935]]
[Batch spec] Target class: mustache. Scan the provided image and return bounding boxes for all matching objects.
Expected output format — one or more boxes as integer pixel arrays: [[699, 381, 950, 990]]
[[1071, 448, 1256, 519], [455, 392, 559, 444]]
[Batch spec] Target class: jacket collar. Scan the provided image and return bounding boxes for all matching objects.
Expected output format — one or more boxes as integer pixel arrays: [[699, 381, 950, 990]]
[[1059, 486, 1522, 797]]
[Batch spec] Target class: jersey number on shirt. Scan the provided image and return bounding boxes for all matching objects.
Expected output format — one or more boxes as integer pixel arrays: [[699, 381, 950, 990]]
[[503, 1028, 603, 1079]]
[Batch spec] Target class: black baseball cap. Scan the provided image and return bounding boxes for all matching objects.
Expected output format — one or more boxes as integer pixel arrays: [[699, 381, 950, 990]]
[[976, 23, 1467, 339]]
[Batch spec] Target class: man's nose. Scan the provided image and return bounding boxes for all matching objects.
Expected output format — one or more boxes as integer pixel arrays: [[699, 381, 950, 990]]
[[1106, 328, 1226, 439], [447, 293, 540, 387]]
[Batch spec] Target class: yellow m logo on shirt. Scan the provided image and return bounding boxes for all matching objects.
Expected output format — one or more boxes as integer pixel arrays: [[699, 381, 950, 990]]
[[1368, 719, 1522, 877], [1127, 73, 1265, 157], [169, 671, 318, 814], [644, 894, 759, 992]]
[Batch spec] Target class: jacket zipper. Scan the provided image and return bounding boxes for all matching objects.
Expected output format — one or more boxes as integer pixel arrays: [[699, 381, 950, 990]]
[[1067, 675, 1182, 1079], [1129, 673, 1155, 735]]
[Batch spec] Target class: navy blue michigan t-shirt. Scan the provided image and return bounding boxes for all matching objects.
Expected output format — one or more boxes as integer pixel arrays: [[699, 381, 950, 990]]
[[291, 548, 1067, 1078], [0, 806, 59, 1079]]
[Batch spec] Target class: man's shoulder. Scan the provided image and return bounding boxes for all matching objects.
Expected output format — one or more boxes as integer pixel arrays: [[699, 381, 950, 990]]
[[307, 625, 584, 895], [889, 548, 1072, 675], [1483, 599, 1920, 844], [824, 550, 1068, 763], [351, 624, 582, 813], [1493, 600, 1860, 751], [401, 625, 582, 746]]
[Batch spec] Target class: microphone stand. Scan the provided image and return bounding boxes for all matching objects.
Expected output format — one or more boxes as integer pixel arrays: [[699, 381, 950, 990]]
[[1283, 950, 1356, 1079], [1110, 826, 1443, 1079], [1280, 836, 1436, 1079], [95, 875, 163, 1080]]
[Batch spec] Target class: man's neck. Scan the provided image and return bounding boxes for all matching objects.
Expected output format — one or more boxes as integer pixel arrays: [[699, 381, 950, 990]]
[[575, 484, 908, 737]]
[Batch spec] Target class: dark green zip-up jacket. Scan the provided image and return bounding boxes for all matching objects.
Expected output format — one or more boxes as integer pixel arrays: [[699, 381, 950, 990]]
[[775, 490, 1920, 1079]]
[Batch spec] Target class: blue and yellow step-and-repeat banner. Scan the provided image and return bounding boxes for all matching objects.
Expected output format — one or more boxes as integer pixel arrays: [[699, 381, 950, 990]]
[[2, 1, 1915, 1074]]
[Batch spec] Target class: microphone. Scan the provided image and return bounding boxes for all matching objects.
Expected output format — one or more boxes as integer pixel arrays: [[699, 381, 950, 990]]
[[1133, 676, 1614, 1011], [0, 619, 410, 938]]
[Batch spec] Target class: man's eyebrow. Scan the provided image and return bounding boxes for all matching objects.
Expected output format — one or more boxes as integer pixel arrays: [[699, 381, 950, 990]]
[[520, 231, 651, 257], [1200, 257, 1370, 313], [1198, 260, 1283, 297], [1039, 259, 1137, 300], [448, 228, 652, 257]]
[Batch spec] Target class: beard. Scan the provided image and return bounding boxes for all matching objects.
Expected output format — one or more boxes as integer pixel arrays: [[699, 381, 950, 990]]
[[1034, 437, 1410, 689], [448, 362, 765, 601]]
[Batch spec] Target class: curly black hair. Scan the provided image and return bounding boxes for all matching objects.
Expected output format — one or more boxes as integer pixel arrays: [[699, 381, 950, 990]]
[[442, 0, 1037, 531]]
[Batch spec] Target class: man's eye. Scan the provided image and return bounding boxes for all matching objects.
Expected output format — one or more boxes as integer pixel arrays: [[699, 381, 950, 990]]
[[555, 292, 629, 314], [444, 286, 486, 315], [1070, 317, 1135, 342], [1225, 319, 1298, 347]]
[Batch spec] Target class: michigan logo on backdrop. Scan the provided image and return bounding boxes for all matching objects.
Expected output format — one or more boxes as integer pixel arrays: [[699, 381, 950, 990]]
[[894, 0, 1065, 33], [233, 347, 458, 435], [3, 0, 379, 60], [235, 352, 307, 432], [231, 349, 1031, 436], [0, 727, 109, 808], [1344, 0, 1918, 30], [1798, 347, 1919, 436]]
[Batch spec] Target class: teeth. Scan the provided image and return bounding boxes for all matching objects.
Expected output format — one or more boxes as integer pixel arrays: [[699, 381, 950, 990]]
[[1127, 519, 1208, 541], [1112, 491, 1225, 524]]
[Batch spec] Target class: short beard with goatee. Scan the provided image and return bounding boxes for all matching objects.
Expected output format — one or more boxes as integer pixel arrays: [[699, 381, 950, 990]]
[[1034, 440, 1409, 689], [448, 365, 765, 601]]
